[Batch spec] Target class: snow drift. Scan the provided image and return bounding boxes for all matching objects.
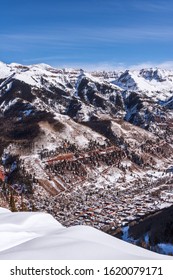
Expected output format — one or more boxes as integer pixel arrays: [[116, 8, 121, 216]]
[[0, 208, 171, 260]]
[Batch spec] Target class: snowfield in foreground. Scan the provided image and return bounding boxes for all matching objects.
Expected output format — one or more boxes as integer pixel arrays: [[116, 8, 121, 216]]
[[0, 208, 171, 260]]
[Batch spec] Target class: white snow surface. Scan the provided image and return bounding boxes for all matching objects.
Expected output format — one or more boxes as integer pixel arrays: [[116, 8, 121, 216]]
[[0, 62, 12, 78], [0, 208, 171, 260], [1, 62, 173, 102], [115, 68, 173, 100], [0, 62, 67, 88]]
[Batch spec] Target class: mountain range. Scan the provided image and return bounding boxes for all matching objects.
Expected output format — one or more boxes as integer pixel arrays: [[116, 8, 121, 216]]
[[0, 61, 173, 257]]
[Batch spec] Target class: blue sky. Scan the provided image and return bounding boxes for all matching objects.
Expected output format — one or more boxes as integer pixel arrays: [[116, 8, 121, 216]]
[[1, 0, 173, 70]]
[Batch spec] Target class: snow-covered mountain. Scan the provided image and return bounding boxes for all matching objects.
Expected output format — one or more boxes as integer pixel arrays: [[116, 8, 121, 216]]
[[115, 68, 173, 99], [0, 62, 173, 130], [0, 61, 173, 257], [0, 207, 171, 259]]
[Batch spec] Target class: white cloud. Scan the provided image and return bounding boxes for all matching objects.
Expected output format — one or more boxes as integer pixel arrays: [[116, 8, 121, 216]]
[[59, 61, 173, 72], [127, 61, 173, 70], [51, 62, 126, 71], [1, 25, 173, 47], [154, 61, 173, 69], [132, 0, 173, 12]]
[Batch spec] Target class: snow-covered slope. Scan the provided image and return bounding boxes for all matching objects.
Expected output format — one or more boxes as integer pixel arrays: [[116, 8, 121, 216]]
[[115, 68, 173, 100], [0, 61, 70, 88], [0, 62, 173, 125], [0, 208, 171, 260]]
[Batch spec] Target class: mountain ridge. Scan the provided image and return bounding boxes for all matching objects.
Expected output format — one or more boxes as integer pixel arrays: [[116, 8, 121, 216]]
[[0, 61, 173, 256]]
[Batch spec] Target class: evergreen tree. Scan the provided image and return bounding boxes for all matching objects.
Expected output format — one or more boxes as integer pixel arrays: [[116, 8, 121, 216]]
[[9, 192, 17, 212]]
